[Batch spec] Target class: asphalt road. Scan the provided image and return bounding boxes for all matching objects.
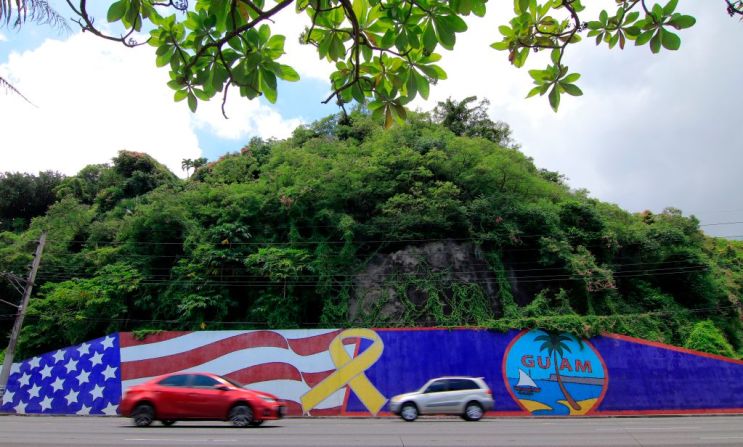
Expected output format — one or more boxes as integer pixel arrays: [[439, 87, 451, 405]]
[[1, 415, 742, 447]]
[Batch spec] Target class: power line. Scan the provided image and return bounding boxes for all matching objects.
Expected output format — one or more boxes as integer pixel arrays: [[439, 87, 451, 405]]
[[60, 228, 740, 246], [694, 208, 743, 214], [41, 238, 734, 254], [34, 258, 710, 277], [50, 217, 743, 237], [52, 237, 544, 246], [699, 221, 743, 227], [34, 260, 710, 277], [53, 233, 743, 250], [32, 265, 711, 287], [5, 304, 737, 326]]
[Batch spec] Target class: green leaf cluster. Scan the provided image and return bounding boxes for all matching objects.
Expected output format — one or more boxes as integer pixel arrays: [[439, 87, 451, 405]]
[[86, 0, 697, 116], [586, 0, 695, 53], [490, 0, 695, 110]]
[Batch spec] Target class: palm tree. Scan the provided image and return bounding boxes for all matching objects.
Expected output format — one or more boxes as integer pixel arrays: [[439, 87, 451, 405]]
[[431, 96, 516, 148], [0, 76, 33, 103], [192, 157, 208, 171], [1, 0, 68, 29], [534, 330, 582, 411], [181, 158, 194, 176]]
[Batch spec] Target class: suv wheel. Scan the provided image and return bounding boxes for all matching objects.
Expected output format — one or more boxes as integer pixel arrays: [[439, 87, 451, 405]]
[[463, 402, 483, 421], [400, 403, 418, 422]]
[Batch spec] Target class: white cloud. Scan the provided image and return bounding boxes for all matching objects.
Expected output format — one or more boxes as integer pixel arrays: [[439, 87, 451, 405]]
[[411, 4, 743, 237], [0, 31, 302, 177], [0, 32, 6, 42], [271, 10, 334, 83], [0, 34, 200, 176], [192, 90, 303, 141]]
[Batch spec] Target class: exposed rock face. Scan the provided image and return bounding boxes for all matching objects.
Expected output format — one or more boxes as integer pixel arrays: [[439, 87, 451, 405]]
[[349, 240, 503, 323]]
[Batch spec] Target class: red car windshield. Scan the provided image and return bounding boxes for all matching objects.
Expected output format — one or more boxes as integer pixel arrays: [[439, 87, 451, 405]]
[[220, 375, 244, 388]]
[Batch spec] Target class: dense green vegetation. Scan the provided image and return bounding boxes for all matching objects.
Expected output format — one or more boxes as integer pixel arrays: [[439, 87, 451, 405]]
[[1, 107, 741, 359], [0, 171, 64, 232]]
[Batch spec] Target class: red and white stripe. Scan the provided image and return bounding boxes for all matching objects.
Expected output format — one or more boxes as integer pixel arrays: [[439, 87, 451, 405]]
[[119, 329, 356, 415]]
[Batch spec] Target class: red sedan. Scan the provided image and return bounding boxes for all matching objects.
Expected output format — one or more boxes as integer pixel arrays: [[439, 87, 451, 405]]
[[119, 372, 285, 427]]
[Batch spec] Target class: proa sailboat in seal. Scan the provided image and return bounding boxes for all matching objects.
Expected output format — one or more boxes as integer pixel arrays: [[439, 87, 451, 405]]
[[514, 369, 541, 395]]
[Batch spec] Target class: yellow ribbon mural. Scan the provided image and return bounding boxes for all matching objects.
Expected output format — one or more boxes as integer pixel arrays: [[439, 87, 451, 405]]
[[300, 328, 386, 415]]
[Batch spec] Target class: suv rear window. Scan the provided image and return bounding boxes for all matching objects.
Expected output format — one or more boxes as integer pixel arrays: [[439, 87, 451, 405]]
[[449, 379, 480, 391]]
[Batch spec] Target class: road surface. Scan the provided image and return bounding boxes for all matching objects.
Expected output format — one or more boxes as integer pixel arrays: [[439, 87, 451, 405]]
[[1, 415, 742, 446]]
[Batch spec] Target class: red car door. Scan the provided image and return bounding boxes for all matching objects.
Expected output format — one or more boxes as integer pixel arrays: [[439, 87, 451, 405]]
[[152, 374, 191, 419], [180, 374, 232, 419]]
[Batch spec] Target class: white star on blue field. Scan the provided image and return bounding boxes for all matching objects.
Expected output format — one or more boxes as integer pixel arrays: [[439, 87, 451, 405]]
[[1, 335, 121, 415]]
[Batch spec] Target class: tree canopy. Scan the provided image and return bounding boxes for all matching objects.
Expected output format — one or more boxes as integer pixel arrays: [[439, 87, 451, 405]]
[[52, 0, 725, 121], [1, 108, 740, 359], [0, 171, 64, 232]]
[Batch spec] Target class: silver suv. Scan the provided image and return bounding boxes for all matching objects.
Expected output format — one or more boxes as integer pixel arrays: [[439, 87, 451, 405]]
[[388, 376, 494, 421]]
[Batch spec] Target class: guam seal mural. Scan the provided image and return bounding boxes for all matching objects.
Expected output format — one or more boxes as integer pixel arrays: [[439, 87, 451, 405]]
[[503, 330, 607, 415]]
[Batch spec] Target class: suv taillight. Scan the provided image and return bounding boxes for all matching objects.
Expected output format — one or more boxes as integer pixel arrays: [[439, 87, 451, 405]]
[[485, 389, 492, 395]]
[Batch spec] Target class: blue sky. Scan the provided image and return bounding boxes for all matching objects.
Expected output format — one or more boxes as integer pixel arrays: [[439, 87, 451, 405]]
[[199, 78, 335, 160], [0, 0, 338, 161], [1, 1, 742, 239]]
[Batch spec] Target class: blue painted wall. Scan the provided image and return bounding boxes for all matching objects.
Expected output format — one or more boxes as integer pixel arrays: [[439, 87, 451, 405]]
[[349, 329, 743, 415], [2, 329, 742, 416], [347, 329, 522, 413], [592, 335, 743, 412]]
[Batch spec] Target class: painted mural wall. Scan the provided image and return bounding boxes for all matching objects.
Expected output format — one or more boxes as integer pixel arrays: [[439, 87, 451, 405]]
[[2, 328, 742, 416]]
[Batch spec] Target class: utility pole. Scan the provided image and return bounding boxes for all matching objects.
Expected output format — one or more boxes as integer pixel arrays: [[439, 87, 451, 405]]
[[0, 231, 47, 397]]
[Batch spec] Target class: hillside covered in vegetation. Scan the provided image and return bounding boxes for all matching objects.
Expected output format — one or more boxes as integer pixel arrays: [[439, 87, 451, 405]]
[[1, 105, 741, 359]]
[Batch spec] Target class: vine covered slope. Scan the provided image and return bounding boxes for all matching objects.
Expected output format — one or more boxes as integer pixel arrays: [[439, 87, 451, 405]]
[[1, 111, 741, 359]]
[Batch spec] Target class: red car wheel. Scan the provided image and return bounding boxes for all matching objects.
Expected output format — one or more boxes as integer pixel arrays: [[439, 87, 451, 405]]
[[229, 404, 254, 427]]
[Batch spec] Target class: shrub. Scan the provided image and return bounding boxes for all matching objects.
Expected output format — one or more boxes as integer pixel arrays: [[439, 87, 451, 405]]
[[684, 320, 736, 358]]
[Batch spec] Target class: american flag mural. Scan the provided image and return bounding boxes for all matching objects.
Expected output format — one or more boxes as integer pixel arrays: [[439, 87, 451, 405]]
[[0, 329, 370, 416], [119, 329, 359, 416], [0, 335, 121, 415]]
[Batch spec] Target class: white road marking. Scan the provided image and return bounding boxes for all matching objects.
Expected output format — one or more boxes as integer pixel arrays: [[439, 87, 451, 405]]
[[595, 426, 701, 431], [125, 439, 238, 443]]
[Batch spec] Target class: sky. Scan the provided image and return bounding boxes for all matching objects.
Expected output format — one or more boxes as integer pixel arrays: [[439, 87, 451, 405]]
[[0, 1, 741, 239]]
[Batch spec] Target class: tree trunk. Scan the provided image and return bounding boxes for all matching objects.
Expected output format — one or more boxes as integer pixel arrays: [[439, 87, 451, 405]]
[[554, 351, 581, 411]]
